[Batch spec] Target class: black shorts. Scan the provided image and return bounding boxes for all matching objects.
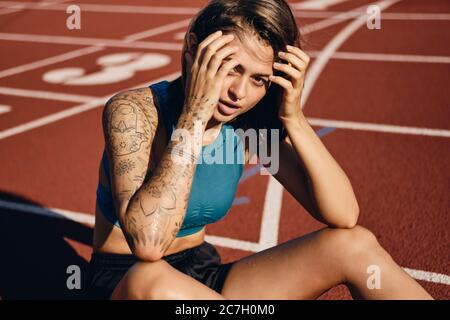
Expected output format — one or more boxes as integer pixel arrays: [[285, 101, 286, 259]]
[[86, 241, 235, 300]]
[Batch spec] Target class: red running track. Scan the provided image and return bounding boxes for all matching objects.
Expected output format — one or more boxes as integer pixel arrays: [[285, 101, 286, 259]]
[[0, 0, 448, 299]]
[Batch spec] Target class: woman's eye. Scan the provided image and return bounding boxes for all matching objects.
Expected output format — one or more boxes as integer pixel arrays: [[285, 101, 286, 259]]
[[224, 69, 267, 87], [254, 78, 266, 87]]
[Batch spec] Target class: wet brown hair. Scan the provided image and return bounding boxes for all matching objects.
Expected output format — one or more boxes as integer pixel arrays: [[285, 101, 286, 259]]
[[169, 0, 304, 144]]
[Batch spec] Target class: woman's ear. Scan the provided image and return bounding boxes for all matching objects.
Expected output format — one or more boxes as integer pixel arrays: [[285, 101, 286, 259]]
[[186, 32, 198, 55], [183, 32, 198, 98], [183, 32, 198, 70], [184, 50, 193, 68]]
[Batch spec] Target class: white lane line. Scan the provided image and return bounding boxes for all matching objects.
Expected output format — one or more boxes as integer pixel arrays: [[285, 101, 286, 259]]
[[0, 104, 11, 114], [294, 11, 450, 21], [0, 71, 181, 140], [11, 1, 445, 21], [300, 5, 375, 35], [377, 12, 450, 21], [0, 32, 183, 51], [1, 1, 448, 21], [0, 86, 99, 103], [291, 0, 351, 10], [0, 5, 23, 15], [259, 170, 284, 251], [0, 98, 103, 140], [2, 34, 449, 74], [0, 40, 450, 82], [0, 0, 447, 21], [0, 47, 104, 79], [205, 235, 261, 253], [1, 198, 448, 285], [308, 51, 450, 64], [301, 0, 401, 108], [0, 18, 189, 79], [124, 19, 191, 42], [1, 88, 448, 138], [299, 0, 426, 36], [298, 6, 450, 35], [403, 268, 450, 285], [4, 2, 438, 81], [307, 118, 450, 138], [0, 0, 70, 16], [0, 1, 199, 15], [1, 83, 447, 139]]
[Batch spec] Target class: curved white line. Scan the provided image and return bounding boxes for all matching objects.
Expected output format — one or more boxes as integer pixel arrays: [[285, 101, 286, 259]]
[[302, 0, 402, 109]]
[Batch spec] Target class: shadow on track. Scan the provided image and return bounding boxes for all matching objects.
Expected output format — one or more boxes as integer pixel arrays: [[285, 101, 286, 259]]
[[0, 191, 93, 299]]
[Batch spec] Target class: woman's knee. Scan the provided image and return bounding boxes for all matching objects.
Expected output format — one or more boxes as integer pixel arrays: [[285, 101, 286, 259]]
[[344, 225, 379, 249], [322, 225, 381, 258], [111, 260, 175, 300]]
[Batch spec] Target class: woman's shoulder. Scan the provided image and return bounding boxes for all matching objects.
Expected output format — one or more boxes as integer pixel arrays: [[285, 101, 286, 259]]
[[107, 86, 156, 111], [101, 86, 167, 173], [101, 87, 163, 155], [103, 86, 161, 128]]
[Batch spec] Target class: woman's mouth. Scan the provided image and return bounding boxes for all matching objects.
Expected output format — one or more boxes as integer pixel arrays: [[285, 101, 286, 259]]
[[218, 100, 241, 116]]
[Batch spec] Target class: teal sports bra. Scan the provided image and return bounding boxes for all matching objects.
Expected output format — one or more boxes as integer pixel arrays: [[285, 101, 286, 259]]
[[96, 80, 245, 237]]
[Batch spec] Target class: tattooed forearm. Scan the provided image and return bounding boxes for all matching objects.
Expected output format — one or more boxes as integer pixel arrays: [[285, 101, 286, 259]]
[[124, 151, 199, 256], [115, 159, 136, 176]]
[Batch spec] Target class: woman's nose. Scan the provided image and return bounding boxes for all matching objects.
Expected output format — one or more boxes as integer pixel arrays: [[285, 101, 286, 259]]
[[229, 79, 246, 102]]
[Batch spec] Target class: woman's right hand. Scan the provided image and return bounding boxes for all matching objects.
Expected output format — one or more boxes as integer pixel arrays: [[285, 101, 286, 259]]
[[183, 30, 239, 122]]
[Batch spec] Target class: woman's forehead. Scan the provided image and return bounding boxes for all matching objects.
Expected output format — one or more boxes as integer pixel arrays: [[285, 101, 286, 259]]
[[228, 32, 274, 73]]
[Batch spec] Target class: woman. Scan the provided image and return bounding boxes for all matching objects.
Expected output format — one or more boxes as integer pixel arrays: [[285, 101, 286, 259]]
[[88, 0, 433, 300]]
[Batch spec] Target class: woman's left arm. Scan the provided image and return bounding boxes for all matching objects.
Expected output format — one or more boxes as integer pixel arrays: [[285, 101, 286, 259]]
[[269, 45, 359, 228], [281, 114, 360, 228]]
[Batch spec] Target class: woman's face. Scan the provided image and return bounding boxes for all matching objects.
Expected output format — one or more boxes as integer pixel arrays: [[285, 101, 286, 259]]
[[186, 31, 275, 123]]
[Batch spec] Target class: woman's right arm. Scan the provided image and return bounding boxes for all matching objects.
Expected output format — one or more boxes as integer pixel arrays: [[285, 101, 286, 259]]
[[103, 31, 239, 261], [102, 93, 206, 262]]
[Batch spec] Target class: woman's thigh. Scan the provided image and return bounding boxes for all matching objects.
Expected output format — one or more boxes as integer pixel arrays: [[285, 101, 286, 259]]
[[220, 226, 374, 300], [111, 259, 226, 300]]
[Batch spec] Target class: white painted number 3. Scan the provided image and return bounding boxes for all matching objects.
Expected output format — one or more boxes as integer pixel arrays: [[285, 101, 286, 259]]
[[42, 52, 170, 86]]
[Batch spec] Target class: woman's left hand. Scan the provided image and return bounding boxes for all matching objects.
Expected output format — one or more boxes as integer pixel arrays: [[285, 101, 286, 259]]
[[269, 45, 310, 121]]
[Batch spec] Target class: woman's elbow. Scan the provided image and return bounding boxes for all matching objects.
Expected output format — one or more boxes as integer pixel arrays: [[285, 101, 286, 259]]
[[325, 203, 360, 229], [132, 245, 163, 262], [336, 205, 360, 229]]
